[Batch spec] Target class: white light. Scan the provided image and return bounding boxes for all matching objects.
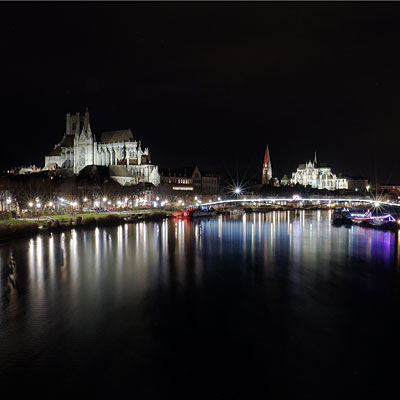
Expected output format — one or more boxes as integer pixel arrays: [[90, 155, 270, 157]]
[[103, 197, 107, 202], [83, 197, 88, 202], [6, 198, 11, 204], [156, 197, 160, 201], [234, 188, 241, 194], [29, 202, 33, 207], [366, 186, 370, 191], [48, 202, 53, 207], [36, 203, 41, 208], [218, 197, 221, 201], [374, 201, 380, 208], [125, 197, 128, 202], [194, 196, 198, 200], [108, 201, 111, 205]]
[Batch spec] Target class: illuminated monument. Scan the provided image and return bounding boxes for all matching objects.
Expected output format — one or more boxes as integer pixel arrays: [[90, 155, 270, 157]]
[[262, 144, 273, 184], [44, 108, 160, 186], [290, 153, 348, 190]]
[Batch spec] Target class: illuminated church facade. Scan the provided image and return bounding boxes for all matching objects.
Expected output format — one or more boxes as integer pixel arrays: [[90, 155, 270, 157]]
[[44, 109, 160, 186], [290, 153, 348, 190]]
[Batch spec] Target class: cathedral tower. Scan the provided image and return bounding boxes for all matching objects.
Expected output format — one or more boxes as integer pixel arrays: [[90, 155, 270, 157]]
[[262, 145, 272, 184]]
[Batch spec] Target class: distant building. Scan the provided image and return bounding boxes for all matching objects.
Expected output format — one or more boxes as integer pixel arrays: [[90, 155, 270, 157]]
[[262, 145, 273, 184], [291, 153, 348, 190], [280, 174, 290, 186], [44, 108, 160, 186], [158, 167, 219, 195], [379, 183, 400, 195], [346, 176, 369, 191]]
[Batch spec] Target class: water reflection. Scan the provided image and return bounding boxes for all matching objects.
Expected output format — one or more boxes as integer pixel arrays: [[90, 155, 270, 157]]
[[1, 212, 398, 308], [0, 211, 399, 396]]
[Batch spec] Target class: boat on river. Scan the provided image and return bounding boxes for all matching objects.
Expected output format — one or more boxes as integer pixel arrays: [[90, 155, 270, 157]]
[[332, 208, 352, 225], [229, 208, 245, 216], [369, 214, 397, 229], [171, 206, 216, 219]]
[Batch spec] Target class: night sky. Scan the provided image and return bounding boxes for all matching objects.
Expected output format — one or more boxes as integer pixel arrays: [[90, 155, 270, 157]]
[[1, 2, 400, 183]]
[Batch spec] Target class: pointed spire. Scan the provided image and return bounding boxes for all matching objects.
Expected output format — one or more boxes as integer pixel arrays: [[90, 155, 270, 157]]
[[262, 144, 273, 184], [314, 151, 317, 165]]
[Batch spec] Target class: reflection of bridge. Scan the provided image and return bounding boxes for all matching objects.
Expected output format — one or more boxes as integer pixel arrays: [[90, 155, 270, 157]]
[[198, 198, 400, 208]]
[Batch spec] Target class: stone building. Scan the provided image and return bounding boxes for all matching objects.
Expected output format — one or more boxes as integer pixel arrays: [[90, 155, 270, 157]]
[[44, 109, 160, 186], [262, 145, 273, 184], [290, 154, 348, 190], [158, 167, 219, 195]]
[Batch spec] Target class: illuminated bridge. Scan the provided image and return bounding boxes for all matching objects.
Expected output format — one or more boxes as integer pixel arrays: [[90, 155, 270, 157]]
[[197, 198, 400, 209]]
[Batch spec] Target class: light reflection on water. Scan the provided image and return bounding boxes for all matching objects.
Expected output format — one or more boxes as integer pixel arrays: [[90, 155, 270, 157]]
[[0, 210, 400, 397]]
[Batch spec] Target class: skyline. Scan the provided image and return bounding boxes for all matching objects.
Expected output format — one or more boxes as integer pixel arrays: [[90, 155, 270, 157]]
[[1, 3, 400, 183]]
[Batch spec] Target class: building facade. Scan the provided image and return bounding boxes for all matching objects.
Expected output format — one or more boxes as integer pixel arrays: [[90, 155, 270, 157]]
[[158, 167, 219, 195], [291, 154, 348, 190], [44, 109, 160, 186]]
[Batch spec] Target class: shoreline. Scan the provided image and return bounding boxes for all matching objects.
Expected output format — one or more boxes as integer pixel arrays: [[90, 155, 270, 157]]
[[0, 212, 169, 242]]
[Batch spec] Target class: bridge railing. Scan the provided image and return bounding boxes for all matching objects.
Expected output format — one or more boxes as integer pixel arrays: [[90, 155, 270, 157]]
[[195, 198, 400, 208]]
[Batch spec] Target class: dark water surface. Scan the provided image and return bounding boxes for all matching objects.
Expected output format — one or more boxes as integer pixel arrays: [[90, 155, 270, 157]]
[[1, 211, 400, 398]]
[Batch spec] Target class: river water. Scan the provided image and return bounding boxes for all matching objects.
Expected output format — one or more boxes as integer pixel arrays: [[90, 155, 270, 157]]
[[1, 210, 400, 398]]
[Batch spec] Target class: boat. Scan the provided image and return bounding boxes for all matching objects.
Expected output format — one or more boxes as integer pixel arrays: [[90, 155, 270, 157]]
[[170, 206, 216, 219], [369, 214, 397, 230], [189, 206, 217, 218], [351, 210, 372, 227], [332, 208, 352, 225], [170, 210, 191, 219], [229, 208, 245, 215]]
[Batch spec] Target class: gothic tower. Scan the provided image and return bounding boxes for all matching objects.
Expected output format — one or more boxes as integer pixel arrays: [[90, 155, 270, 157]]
[[262, 145, 272, 184]]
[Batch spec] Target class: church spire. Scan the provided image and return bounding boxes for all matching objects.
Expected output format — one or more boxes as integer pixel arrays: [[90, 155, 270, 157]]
[[314, 151, 317, 165], [262, 144, 273, 184]]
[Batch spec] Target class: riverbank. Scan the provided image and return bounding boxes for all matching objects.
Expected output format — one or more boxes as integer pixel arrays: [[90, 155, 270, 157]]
[[0, 210, 170, 241]]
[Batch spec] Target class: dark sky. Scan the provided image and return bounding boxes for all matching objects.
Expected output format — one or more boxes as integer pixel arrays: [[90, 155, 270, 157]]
[[1, 2, 400, 183]]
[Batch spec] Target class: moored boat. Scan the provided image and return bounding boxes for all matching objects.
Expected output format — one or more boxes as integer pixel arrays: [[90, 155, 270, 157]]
[[332, 208, 352, 225], [170, 210, 191, 219], [190, 206, 217, 218], [230, 208, 245, 215], [171, 206, 216, 219], [369, 214, 397, 230]]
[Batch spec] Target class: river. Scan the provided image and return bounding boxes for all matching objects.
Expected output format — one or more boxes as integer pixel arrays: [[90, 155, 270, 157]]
[[1, 210, 400, 398]]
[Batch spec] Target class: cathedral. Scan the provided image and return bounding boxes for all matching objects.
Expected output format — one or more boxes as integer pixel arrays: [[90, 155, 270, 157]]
[[44, 109, 160, 186], [290, 153, 348, 190]]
